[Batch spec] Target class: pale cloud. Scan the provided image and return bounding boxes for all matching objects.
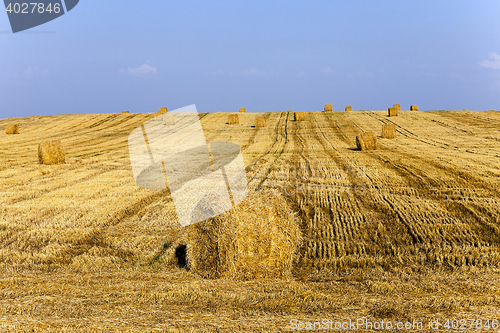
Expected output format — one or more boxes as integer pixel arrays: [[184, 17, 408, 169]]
[[120, 63, 157, 76], [480, 52, 500, 69], [205, 67, 279, 77], [24, 66, 49, 76]]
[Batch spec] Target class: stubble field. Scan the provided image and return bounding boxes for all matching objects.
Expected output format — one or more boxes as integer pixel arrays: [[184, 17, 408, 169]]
[[0, 110, 499, 332]]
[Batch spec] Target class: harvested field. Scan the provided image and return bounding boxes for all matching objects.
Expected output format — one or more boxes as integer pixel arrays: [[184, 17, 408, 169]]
[[0, 110, 500, 331]]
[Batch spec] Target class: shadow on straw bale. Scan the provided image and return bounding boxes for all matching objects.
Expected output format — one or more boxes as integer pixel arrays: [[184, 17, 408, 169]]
[[410, 105, 419, 111], [388, 107, 398, 117], [294, 112, 305, 121], [6, 124, 18, 134], [356, 131, 377, 151]]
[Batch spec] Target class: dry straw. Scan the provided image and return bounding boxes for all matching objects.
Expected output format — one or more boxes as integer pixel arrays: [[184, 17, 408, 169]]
[[122, 111, 129, 114], [393, 104, 401, 111], [6, 124, 19, 134], [345, 106, 353, 111], [382, 124, 396, 139], [356, 131, 377, 151], [324, 104, 333, 112], [410, 105, 419, 111], [239, 108, 246, 113], [388, 107, 398, 117], [294, 111, 305, 121], [187, 191, 302, 280], [228, 114, 239, 124], [38, 140, 65, 165], [255, 116, 267, 128]]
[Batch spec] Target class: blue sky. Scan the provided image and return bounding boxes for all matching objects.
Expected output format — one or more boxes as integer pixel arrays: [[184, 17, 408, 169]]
[[1, 0, 500, 118]]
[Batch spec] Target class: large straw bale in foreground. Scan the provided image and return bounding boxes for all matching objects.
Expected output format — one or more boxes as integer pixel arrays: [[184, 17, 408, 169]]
[[188, 192, 302, 280], [6, 124, 18, 134], [294, 111, 305, 121], [239, 108, 246, 113], [324, 104, 333, 112], [255, 116, 267, 128], [356, 131, 377, 151], [382, 124, 396, 139], [410, 105, 418, 111], [38, 140, 65, 165], [228, 114, 239, 124], [345, 106, 353, 111], [388, 107, 398, 117]]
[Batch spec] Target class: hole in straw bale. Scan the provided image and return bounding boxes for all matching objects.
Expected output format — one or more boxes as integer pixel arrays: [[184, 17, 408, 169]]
[[187, 191, 303, 280], [175, 244, 188, 269]]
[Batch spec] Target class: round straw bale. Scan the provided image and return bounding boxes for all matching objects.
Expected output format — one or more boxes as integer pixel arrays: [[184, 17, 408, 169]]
[[382, 124, 396, 139], [393, 104, 401, 111], [188, 191, 302, 280], [38, 140, 65, 165], [356, 131, 377, 151], [255, 116, 267, 128], [294, 111, 305, 121], [228, 114, 239, 124], [158, 107, 168, 114], [345, 106, 353, 111], [410, 105, 418, 111], [239, 108, 246, 113], [388, 107, 398, 117], [122, 111, 129, 114], [324, 104, 333, 112], [6, 124, 19, 134]]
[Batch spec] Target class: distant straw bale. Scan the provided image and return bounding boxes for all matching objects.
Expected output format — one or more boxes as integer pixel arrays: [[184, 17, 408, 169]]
[[393, 104, 401, 111], [255, 116, 267, 128], [158, 107, 168, 115], [345, 106, 353, 111], [410, 105, 419, 111], [239, 108, 246, 113], [382, 124, 396, 139], [187, 191, 302, 280], [287, 110, 293, 113], [228, 114, 239, 124], [294, 111, 305, 121], [6, 124, 18, 134], [38, 140, 65, 165], [388, 107, 398, 117], [324, 104, 333, 112], [122, 111, 129, 114], [356, 131, 377, 151]]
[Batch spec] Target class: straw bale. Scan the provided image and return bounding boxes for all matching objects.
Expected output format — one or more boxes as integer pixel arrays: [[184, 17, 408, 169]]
[[388, 107, 398, 117], [239, 108, 246, 113], [410, 105, 418, 111], [38, 140, 65, 165], [228, 114, 239, 124], [382, 124, 396, 139], [255, 116, 267, 128], [294, 111, 305, 121], [187, 191, 302, 280], [158, 107, 168, 115], [345, 106, 353, 111], [356, 131, 377, 151], [122, 111, 129, 113], [324, 104, 333, 112], [6, 124, 18, 134], [393, 104, 401, 111]]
